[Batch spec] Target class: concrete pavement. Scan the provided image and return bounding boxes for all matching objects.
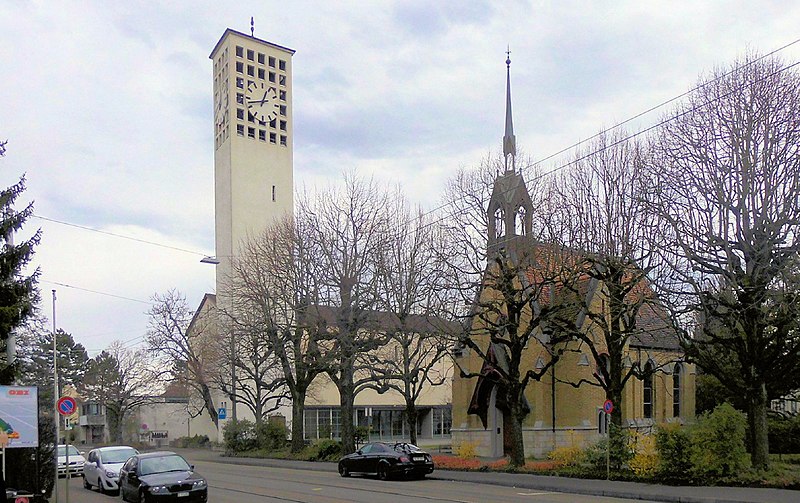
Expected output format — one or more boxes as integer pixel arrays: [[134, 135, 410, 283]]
[[172, 447, 798, 503]]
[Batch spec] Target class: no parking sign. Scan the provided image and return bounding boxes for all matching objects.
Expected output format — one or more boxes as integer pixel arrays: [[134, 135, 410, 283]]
[[57, 396, 76, 416]]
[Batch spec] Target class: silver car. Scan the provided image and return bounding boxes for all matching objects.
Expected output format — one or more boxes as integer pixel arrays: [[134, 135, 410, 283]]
[[82, 445, 138, 494], [57, 444, 86, 477]]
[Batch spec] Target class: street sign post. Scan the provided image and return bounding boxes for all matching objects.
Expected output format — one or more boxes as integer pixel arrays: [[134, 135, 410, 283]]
[[218, 408, 227, 420], [602, 400, 613, 480]]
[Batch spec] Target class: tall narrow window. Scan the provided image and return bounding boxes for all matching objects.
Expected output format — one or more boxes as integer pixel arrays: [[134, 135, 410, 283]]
[[272, 185, 276, 202], [643, 361, 654, 419], [673, 364, 681, 418], [494, 208, 504, 238], [515, 206, 526, 235]]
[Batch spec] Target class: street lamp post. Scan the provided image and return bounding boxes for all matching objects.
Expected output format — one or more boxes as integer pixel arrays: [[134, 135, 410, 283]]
[[52, 290, 59, 503]]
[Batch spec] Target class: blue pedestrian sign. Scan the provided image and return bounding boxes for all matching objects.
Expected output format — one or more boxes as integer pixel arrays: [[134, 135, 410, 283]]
[[218, 407, 227, 420]]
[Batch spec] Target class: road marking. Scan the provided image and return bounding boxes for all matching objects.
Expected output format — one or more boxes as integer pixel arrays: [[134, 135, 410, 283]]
[[312, 488, 322, 491], [517, 492, 555, 496]]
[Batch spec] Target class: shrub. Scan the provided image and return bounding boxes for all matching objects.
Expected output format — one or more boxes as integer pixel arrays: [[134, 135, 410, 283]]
[[309, 439, 342, 461], [690, 403, 748, 480], [256, 421, 289, 451], [548, 446, 584, 467], [173, 434, 211, 449], [454, 440, 479, 459], [223, 419, 257, 453], [655, 423, 693, 482], [584, 424, 633, 473], [354, 425, 370, 446], [629, 431, 659, 478], [769, 415, 800, 455]]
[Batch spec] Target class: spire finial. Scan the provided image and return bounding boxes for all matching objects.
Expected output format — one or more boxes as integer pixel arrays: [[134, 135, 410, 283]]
[[250, 17, 255, 37], [502, 46, 516, 173]]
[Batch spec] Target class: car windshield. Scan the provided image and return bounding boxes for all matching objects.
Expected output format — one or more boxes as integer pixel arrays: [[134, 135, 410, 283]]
[[57, 446, 81, 457], [101, 448, 137, 464], [139, 455, 191, 476]]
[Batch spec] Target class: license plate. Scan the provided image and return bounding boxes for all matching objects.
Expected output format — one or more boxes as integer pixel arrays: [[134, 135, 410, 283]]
[[178, 491, 190, 497], [413, 456, 424, 461]]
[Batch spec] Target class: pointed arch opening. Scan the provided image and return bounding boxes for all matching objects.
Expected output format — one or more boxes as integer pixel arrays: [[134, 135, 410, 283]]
[[673, 363, 682, 418], [494, 207, 504, 238], [643, 361, 655, 419], [515, 206, 526, 236]]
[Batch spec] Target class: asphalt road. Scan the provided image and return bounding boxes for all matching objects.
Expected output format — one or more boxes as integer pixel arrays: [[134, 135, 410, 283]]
[[53, 456, 661, 503]]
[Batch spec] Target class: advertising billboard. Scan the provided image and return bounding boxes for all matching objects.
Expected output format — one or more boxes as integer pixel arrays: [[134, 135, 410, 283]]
[[0, 386, 39, 448]]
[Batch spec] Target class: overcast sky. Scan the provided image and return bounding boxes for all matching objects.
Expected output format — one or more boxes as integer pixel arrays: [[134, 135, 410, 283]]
[[1, 0, 799, 356]]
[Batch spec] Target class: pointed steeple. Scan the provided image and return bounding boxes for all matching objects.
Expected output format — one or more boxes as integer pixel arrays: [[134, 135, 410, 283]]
[[503, 48, 516, 173]]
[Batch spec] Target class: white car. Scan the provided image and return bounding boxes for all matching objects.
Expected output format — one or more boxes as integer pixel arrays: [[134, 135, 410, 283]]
[[57, 444, 86, 477], [82, 445, 138, 494]]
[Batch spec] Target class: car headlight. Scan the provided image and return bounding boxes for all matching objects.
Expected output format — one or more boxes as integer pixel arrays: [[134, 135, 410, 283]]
[[193, 479, 207, 489], [105, 470, 118, 478], [149, 485, 169, 494]]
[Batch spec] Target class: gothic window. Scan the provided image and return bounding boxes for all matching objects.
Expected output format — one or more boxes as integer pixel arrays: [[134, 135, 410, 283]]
[[515, 206, 526, 236], [673, 363, 681, 417], [643, 361, 654, 419], [494, 208, 504, 238]]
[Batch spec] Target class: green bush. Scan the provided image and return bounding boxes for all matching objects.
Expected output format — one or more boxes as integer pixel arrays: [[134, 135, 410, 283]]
[[256, 421, 289, 451], [655, 423, 693, 482], [769, 415, 800, 455], [308, 439, 342, 461], [354, 425, 370, 446], [690, 403, 748, 480], [223, 419, 257, 453], [173, 434, 210, 448]]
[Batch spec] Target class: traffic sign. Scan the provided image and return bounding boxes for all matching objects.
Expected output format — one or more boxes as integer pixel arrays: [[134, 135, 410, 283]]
[[218, 407, 227, 420], [603, 399, 614, 414], [57, 396, 76, 416]]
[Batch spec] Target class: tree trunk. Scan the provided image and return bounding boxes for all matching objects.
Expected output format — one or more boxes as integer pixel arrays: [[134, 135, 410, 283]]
[[748, 382, 770, 470], [291, 390, 306, 453], [200, 383, 219, 428], [507, 399, 526, 467], [405, 403, 418, 446], [339, 380, 356, 454]]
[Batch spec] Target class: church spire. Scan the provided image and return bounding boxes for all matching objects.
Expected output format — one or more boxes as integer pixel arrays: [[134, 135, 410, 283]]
[[502, 48, 516, 173]]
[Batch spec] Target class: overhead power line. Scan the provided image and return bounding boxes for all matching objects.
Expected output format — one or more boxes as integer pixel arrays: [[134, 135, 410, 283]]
[[32, 214, 212, 257], [41, 280, 153, 305]]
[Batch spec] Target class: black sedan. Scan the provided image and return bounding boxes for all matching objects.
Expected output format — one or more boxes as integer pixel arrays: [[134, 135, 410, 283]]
[[338, 442, 434, 480], [119, 451, 208, 502]]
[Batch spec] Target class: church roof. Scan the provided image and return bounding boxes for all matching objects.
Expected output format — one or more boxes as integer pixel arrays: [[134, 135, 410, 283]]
[[304, 305, 463, 336]]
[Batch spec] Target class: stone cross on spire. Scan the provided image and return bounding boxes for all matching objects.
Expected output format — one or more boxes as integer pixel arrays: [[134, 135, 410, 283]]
[[503, 47, 516, 173]]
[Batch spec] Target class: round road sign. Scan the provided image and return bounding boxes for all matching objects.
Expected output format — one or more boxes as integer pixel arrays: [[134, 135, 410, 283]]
[[57, 396, 77, 416], [603, 399, 614, 414]]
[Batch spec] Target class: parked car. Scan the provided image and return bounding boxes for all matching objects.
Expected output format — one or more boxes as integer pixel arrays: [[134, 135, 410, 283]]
[[82, 445, 138, 494], [338, 442, 435, 480], [119, 451, 207, 502], [56, 444, 86, 477]]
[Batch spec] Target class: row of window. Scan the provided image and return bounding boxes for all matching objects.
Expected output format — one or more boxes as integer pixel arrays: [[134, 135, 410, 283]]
[[303, 407, 452, 441], [642, 362, 683, 419], [235, 45, 287, 71], [235, 124, 288, 146]]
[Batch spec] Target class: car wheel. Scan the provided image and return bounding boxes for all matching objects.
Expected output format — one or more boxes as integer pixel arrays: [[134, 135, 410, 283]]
[[98, 477, 107, 495], [377, 463, 390, 481], [139, 489, 148, 503], [83, 476, 92, 489], [338, 463, 350, 477]]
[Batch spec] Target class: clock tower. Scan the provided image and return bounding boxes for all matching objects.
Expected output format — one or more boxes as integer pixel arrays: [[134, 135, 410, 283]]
[[209, 28, 295, 286]]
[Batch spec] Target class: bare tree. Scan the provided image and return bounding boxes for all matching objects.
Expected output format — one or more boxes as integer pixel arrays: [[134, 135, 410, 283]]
[[301, 173, 393, 454], [649, 55, 800, 469], [80, 342, 161, 443], [373, 193, 455, 445], [146, 290, 221, 428], [549, 132, 676, 457]]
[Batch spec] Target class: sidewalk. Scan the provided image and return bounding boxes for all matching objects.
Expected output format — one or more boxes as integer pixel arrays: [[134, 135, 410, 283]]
[[173, 448, 799, 503]]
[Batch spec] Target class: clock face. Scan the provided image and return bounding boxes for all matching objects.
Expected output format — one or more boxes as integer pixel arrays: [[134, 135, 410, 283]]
[[245, 82, 279, 123]]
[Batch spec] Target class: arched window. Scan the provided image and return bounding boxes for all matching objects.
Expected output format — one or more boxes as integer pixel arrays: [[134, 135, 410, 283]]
[[673, 363, 681, 418], [643, 361, 654, 419], [515, 206, 526, 236], [494, 208, 504, 238]]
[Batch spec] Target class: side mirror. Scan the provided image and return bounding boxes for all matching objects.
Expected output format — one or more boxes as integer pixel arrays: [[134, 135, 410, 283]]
[[190, 465, 195, 470]]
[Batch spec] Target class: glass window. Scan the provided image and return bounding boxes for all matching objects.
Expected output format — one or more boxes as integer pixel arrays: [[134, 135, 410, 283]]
[[279, 74, 286, 86], [392, 410, 404, 437], [280, 135, 287, 146], [236, 93, 244, 104], [279, 120, 286, 131], [235, 46, 243, 57], [139, 455, 190, 476], [259, 130, 266, 141], [236, 77, 244, 89], [236, 61, 243, 73], [258, 68, 265, 79], [247, 65, 254, 77], [279, 59, 286, 71], [269, 71, 276, 83], [280, 105, 287, 116], [279, 90, 286, 101], [270, 132, 277, 144], [237, 108, 244, 120], [304, 410, 318, 440], [236, 124, 244, 136], [331, 409, 341, 439], [643, 361, 654, 419], [432, 408, 452, 436], [246, 49, 254, 61], [258, 53, 265, 64], [248, 127, 255, 138], [268, 56, 276, 67], [673, 364, 681, 417]]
